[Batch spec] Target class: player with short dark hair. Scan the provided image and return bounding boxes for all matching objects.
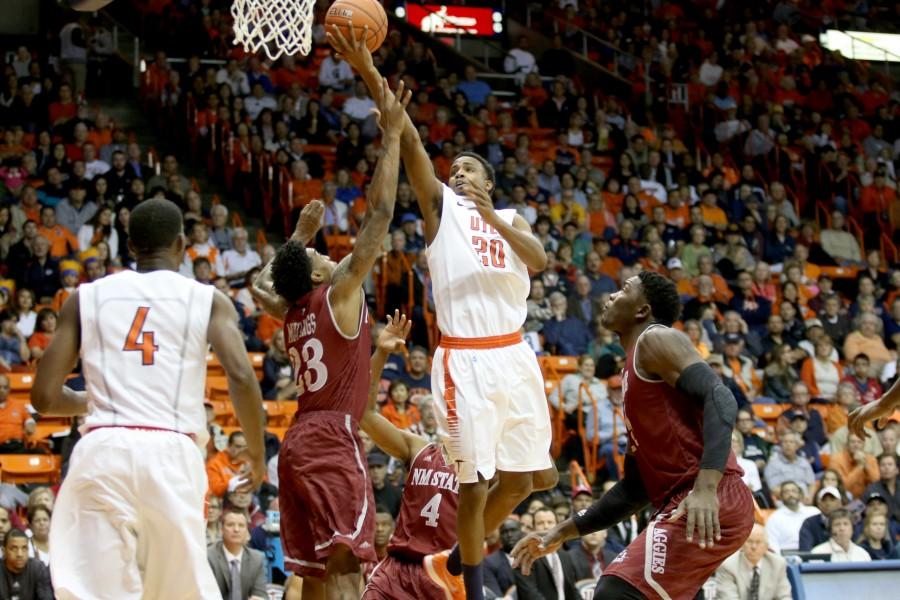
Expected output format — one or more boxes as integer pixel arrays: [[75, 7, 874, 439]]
[[512, 271, 754, 599], [250, 80, 411, 599]]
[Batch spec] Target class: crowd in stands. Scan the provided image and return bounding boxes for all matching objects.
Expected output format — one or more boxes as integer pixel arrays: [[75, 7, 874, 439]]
[[1, 0, 900, 597]]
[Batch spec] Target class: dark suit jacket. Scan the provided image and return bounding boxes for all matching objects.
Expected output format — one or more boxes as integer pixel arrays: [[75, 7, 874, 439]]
[[484, 549, 516, 597], [513, 551, 579, 599], [207, 541, 268, 599], [565, 543, 619, 581]]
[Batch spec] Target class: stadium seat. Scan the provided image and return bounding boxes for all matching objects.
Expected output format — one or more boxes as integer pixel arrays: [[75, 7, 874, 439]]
[[6, 372, 35, 398], [0, 454, 61, 484], [248, 352, 265, 381], [207, 353, 225, 377], [207, 376, 230, 402]]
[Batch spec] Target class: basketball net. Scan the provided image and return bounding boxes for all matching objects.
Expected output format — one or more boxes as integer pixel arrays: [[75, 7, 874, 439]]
[[231, 0, 316, 59]]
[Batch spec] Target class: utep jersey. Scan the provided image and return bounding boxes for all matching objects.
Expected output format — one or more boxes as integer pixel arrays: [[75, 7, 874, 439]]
[[79, 270, 214, 442], [426, 184, 529, 337], [621, 325, 742, 508], [387, 443, 458, 560], [283, 284, 371, 421]]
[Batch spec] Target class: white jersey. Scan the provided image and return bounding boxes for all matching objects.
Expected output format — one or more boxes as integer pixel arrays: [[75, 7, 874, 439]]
[[426, 184, 529, 337], [79, 269, 214, 442]]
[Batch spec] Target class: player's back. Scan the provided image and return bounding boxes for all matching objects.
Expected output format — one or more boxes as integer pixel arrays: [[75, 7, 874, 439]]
[[388, 443, 458, 560], [283, 284, 371, 421], [621, 324, 742, 508], [79, 269, 213, 440], [426, 184, 529, 337]]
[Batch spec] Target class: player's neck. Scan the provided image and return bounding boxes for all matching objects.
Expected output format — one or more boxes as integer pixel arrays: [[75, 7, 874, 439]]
[[620, 321, 654, 354], [135, 253, 179, 273]]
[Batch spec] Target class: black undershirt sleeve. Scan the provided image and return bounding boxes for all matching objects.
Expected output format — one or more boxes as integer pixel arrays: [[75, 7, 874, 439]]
[[572, 455, 650, 536], [675, 361, 737, 472]]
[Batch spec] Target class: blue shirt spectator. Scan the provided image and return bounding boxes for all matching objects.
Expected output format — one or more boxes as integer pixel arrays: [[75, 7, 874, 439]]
[[543, 293, 592, 356]]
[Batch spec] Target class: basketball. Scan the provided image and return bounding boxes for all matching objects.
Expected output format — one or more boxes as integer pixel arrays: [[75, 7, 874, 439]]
[[325, 0, 388, 52]]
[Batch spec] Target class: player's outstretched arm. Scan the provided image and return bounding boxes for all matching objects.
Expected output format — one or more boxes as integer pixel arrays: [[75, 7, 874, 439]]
[[465, 184, 548, 272], [639, 326, 737, 549], [360, 311, 424, 463], [849, 377, 900, 438], [327, 25, 443, 242], [250, 200, 325, 319], [511, 455, 649, 576], [31, 291, 89, 416], [208, 290, 267, 490], [330, 80, 410, 331]]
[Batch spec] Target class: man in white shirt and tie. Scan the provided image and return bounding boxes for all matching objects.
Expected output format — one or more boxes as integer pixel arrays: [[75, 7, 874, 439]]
[[715, 524, 792, 600], [208, 509, 267, 600]]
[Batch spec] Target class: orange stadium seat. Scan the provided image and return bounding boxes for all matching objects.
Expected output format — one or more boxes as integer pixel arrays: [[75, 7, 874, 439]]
[[0, 454, 61, 484], [206, 353, 224, 377], [248, 352, 265, 381], [6, 372, 35, 398]]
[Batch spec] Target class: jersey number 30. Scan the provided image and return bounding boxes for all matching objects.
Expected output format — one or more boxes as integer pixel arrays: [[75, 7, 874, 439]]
[[420, 493, 443, 528], [471, 236, 506, 268], [124, 306, 158, 365], [288, 338, 328, 395]]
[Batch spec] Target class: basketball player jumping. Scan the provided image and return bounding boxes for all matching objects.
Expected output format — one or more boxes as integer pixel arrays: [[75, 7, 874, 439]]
[[511, 272, 754, 600], [329, 26, 558, 600], [361, 311, 459, 600], [31, 198, 267, 599], [249, 79, 410, 600]]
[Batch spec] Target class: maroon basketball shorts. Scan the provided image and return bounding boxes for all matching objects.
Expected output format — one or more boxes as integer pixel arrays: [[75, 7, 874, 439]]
[[363, 555, 446, 600], [278, 411, 376, 578], [603, 474, 754, 599]]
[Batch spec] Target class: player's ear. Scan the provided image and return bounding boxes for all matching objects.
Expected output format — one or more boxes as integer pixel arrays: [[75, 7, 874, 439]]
[[484, 178, 494, 194], [635, 301, 652, 323], [173, 233, 186, 257]]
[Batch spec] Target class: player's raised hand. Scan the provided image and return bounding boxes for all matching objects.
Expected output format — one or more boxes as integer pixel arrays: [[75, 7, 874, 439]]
[[668, 487, 720, 549], [371, 78, 411, 135], [291, 199, 324, 243], [510, 531, 563, 576], [848, 397, 894, 439], [377, 310, 411, 353], [326, 24, 375, 76]]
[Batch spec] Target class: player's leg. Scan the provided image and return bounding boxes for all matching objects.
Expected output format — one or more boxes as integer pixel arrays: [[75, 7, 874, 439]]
[[593, 574, 648, 599], [457, 477, 490, 598], [49, 430, 143, 599], [283, 575, 304, 600], [324, 544, 363, 600], [135, 431, 221, 599]]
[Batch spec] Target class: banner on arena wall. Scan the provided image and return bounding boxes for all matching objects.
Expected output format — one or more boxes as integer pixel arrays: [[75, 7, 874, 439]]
[[820, 30, 900, 62], [402, 4, 503, 37]]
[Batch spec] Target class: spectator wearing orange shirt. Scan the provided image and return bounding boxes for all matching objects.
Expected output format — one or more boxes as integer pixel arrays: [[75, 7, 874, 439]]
[[831, 433, 880, 499], [700, 190, 728, 231], [27, 308, 56, 363], [37, 206, 78, 259], [0, 374, 35, 453], [206, 431, 250, 498], [429, 107, 456, 145], [380, 380, 421, 431], [288, 159, 323, 210], [47, 83, 78, 128], [859, 169, 896, 223]]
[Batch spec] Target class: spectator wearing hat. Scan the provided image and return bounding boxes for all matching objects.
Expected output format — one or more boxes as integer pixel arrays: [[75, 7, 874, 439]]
[[798, 485, 844, 551], [785, 410, 823, 473], [368, 450, 400, 518], [831, 433, 880, 499], [842, 353, 883, 405], [800, 335, 841, 401], [811, 508, 871, 562], [765, 480, 820, 553], [714, 524, 791, 600], [765, 433, 816, 502], [399, 213, 424, 253], [865, 453, 900, 524], [54, 181, 97, 236], [722, 333, 762, 402], [776, 382, 827, 447]]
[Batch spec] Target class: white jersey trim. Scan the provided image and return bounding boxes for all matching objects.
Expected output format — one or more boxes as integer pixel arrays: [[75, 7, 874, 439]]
[[643, 516, 673, 600], [632, 323, 666, 384], [325, 286, 366, 341]]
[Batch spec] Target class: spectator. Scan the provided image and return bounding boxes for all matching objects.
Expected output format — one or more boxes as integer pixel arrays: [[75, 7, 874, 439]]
[[513, 507, 578, 598], [714, 524, 791, 600], [776, 382, 827, 447], [865, 453, 900, 523], [380, 379, 420, 431], [0, 372, 35, 453], [820, 296, 850, 348], [736, 408, 771, 472], [206, 431, 251, 499], [503, 36, 538, 84], [208, 203, 233, 252], [77, 206, 118, 261], [54, 182, 97, 236], [820, 211, 863, 264], [542, 292, 592, 356], [373, 506, 394, 565], [800, 336, 841, 400], [27, 308, 57, 362], [566, 528, 617, 582], [12, 288, 36, 339], [367, 450, 400, 518], [457, 65, 492, 107], [484, 518, 522, 597], [37, 206, 78, 260], [763, 345, 800, 403], [0, 529, 52, 600], [25, 505, 49, 566], [222, 228, 261, 288], [798, 485, 844, 551], [206, 495, 223, 546], [567, 275, 601, 325], [811, 508, 871, 562], [526, 278, 553, 332], [731, 430, 762, 494], [729, 270, 772, 335], [260, 329, 294, 401], [183, 221, 225, 278], [399, 346, 431, 399], [207, 509, 267, 600], [0, 310, 30, 370], [842, 353, 883, 405], [765, 433, 816, 502], [147, 155, 190, 195], [843, 314, 893, 375], [831, 433, 880, 499], [857, 510, 894, 560], [722, 333, 761, 402], [317, 51, 354, 92], [765, 481, 820, 553]]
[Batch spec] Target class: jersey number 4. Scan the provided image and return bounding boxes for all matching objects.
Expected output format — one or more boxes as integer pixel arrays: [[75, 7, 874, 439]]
[[123, 306, 158, 365], [471, 236, 506, 268], [420, 492, 443, 528], [288, 338, 328, 395]]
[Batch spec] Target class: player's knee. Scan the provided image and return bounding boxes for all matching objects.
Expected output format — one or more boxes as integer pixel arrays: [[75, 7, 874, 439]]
[[532, 467, 559, 491], [499, 471, 534, 501], [460, 479, 490, 504], [325, 544, 360, 576]]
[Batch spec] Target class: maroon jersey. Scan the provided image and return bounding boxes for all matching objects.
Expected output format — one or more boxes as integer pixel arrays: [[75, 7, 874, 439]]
[[387, 443, 458, 560], [621, 325, 742, 508], [283, 285, 371, 421]]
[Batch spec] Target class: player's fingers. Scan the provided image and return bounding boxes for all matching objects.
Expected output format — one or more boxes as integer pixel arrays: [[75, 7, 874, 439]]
[[666, 502, 685, 523], [695, 508, 707, 548], [713, 508, 722, 542], [684, 505, 695, 542], [358, 25, 369, 46], [877, 415, 889, 430]]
